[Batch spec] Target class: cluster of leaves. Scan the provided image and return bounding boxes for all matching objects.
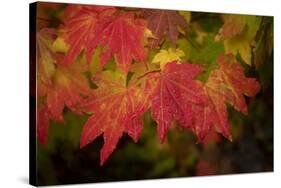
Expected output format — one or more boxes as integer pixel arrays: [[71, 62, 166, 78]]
[[36, 4, 271, 165]]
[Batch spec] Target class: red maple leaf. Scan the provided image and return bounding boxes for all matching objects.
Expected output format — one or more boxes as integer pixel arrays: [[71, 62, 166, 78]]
[[37, 28, 92, 143], [215, 54, 261, 113], [60, 5, 116, 65], [192, 54, 260, 141], [145, 61, 207, 142], [80, 70, 149, 165], [87, 12, 147, 73], [143, 9, 188, 48]]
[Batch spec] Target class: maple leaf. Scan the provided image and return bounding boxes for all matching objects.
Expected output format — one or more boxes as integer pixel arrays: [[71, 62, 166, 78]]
[[192, 83, 232, 140], [143, 9, 188, 48], [37, 28, 57, 97], [36, 28, 57, 144], [145, 61, 206, 142], [45, 63, 92, 121], [37, 28, 92, 121], [152, 48, 185, 69], [215, 54, 261, 112], [80, 70, 149, 165], [59, 5, 116, 65], [224, 34, 252, 66], [216, 14, 246, 41], [216, 15, 261, 66], [37, 62, 93, 143], [192, 54, 260, 140], [86, 12, 147, 73]]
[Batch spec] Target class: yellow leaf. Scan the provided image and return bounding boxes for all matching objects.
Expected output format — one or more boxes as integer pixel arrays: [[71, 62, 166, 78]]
[[143, 28, 158, 47], [219, 16, 261, 66], [179, 11, 191, 24], [52, 37, 69, 53], [152, 48, 185, 69], [144, 28, 157, 39], [178, 11, 191, 35], [224, 32, 251, 66], [196, 31, 207, 44]]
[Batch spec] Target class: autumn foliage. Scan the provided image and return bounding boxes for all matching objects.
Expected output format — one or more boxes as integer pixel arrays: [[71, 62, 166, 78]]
[[36, 4, 269, 165]]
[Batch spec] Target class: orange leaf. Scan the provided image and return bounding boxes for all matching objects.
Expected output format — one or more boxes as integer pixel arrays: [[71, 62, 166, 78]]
[[80, 71, 149, 165], [192, 54, 260, 141]]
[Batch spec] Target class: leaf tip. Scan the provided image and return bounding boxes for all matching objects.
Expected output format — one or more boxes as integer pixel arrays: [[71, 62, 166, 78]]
[[224, 133, 233, 142], [79, 141, 86, 149], [100, 158, 105, 166], [79, 137, 89, 149], [159, 134, 166, 144]]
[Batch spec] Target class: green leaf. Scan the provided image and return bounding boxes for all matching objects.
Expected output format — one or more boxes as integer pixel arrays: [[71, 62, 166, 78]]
[[178, 34, 224, 81], [152, 48, 185, 69]]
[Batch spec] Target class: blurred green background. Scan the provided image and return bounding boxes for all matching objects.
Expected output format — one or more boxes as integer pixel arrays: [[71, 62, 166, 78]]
[[36, 2, 273, 186]]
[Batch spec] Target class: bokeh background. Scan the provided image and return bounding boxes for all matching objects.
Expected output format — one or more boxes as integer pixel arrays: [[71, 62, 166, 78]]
[[35, 2, 273, 185]]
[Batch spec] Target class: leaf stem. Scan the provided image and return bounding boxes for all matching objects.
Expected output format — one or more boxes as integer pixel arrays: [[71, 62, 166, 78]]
[[130, 69, 161, 87], [137, 69, 161, 80]]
